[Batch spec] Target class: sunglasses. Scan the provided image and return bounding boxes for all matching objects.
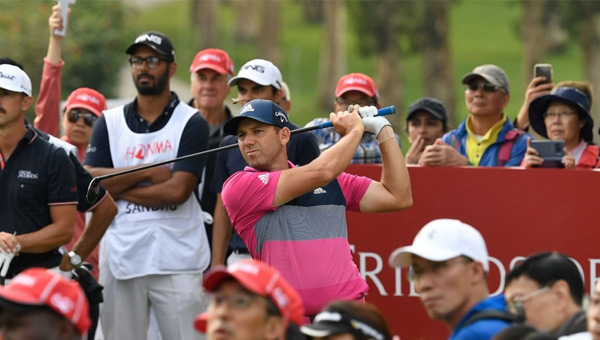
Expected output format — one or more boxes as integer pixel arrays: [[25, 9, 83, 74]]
[[465, 82, 504, 93], [67, 109, 98, 127], [128, 56, 170, 70]]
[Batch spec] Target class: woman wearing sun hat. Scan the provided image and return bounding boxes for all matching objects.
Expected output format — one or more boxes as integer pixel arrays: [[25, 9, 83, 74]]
[[523, 81, 599, 169]]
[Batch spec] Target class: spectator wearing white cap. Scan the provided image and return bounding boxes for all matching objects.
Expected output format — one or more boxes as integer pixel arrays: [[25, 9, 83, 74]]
[[420, 64, 532, 167], [306, 73, 402, 164], [389, 219, 513, 340], [0, 63, 77, 282], [0, 267, 91, 340], [210, 59, 320, 268]]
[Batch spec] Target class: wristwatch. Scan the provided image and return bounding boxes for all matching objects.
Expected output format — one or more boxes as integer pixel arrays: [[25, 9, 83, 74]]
[[68, 251, 82, 268]]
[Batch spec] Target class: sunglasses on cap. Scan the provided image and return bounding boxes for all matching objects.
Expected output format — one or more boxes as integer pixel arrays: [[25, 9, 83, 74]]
[[465, 82, 504, 93], [67, 109, 98, 127]]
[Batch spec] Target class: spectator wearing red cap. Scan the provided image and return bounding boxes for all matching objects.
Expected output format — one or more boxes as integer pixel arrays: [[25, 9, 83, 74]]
[[194, 259, 305, 340], [0, 267, 91, 340], [210, 60, 319, 268], [0, 62, 77, 282], [187, 48, 235, 254], [305, 73, 401, 164]]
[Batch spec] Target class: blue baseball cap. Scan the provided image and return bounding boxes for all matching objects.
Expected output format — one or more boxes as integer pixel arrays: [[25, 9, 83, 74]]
[[529, 86, 594, 142], [224, 99, 290, 135]]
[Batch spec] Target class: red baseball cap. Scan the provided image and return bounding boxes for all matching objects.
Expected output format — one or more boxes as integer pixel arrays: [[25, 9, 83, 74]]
[[64, 87, 107, 117], [195, 259, 305, 332], [335, 73, 379, 99], [190, 48, 235, 75], [0, 268, 91, 335]]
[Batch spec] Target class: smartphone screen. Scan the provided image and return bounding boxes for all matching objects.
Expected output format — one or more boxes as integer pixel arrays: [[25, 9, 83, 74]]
[[534, 64, 553, 84]]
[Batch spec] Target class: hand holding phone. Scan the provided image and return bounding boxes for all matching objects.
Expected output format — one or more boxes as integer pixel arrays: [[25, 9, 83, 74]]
[[534, 63, 553, 85], [530, 140, 564, 168]]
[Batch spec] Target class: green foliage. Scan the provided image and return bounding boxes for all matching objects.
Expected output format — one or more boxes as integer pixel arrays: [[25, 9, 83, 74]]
[[62, 1, 131, 98], [0, 0, 130, 103]]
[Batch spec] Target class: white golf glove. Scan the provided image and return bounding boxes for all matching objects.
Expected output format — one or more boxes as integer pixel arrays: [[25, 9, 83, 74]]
[[0, 249, 16, 278], [349, 105, 391, 137]]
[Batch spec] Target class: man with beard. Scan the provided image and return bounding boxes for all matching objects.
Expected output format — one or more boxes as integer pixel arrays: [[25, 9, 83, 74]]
[[84, 32, 210, 340]]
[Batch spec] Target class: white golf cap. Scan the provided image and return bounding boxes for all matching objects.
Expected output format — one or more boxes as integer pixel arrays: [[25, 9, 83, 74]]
[[228, 59, 282, 90], [388, 219, 489, 272], [0, 64, 32, 97]]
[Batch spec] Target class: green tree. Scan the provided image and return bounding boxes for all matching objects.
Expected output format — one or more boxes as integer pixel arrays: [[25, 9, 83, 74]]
[[0, 0, 129, 104]]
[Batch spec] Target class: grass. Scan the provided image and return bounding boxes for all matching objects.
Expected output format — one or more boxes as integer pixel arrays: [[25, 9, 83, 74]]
[[131, 0, 585, 151]]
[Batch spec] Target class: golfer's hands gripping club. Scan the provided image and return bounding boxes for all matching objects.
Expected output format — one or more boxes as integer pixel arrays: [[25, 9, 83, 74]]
[[329, 105, 364, 137], [349, 105, 392, 138]]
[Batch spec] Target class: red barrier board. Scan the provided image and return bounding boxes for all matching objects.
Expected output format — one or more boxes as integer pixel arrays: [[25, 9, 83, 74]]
[[345, 164, 600, 340]]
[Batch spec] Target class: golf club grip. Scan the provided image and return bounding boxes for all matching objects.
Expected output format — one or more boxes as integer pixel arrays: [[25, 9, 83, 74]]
[[317, 105, 395, 129]]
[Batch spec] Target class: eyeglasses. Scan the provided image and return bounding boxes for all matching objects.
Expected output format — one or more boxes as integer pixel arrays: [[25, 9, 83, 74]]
[[543, 110, 577, 120], [335, 97, 376, 107], [465, 82, 504, 93], [128, 56, 169, 69], [506, 286, 551, 315], [67, 109, 98, 127], [209, 292, 257, 310], [408, 257, 473, 282]]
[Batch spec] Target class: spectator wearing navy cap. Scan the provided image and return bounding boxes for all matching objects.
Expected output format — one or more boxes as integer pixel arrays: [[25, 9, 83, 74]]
[[301, 300, 393, 340], [405, 97, 448, 165], [421, 64, 532, 167], [84, 31, 210, 340], [0, 267, 91, 340], [221, 99, 412, 316], [523, 82, 599, 169]]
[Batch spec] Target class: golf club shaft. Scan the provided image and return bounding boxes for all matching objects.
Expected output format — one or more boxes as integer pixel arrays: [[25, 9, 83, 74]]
[[93, 105, 395, 182]]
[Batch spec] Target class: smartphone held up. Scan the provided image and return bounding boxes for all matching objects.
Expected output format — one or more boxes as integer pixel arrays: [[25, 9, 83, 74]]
[[534, 63, 553, 85]]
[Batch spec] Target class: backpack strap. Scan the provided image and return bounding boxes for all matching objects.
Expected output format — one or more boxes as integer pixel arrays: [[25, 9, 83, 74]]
[[498, 129, 524, 166], [461, 309, 523, 328]]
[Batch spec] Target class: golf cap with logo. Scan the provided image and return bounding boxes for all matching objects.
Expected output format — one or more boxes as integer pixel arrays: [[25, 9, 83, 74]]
[[223, 99, 289, 135], [126, 31, 175, 61], [462, 64, 510, 93], [64, 88, 107, 117], [194, 259, 305, 332], [228, 59, 282, 89], [0, 64, 32, 97], [301, 303, 391, 340], [335, 73, 379, 99], [388, 219, 489, 272], [0, 267, 91, 335], [189, 48, 234, 75]]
